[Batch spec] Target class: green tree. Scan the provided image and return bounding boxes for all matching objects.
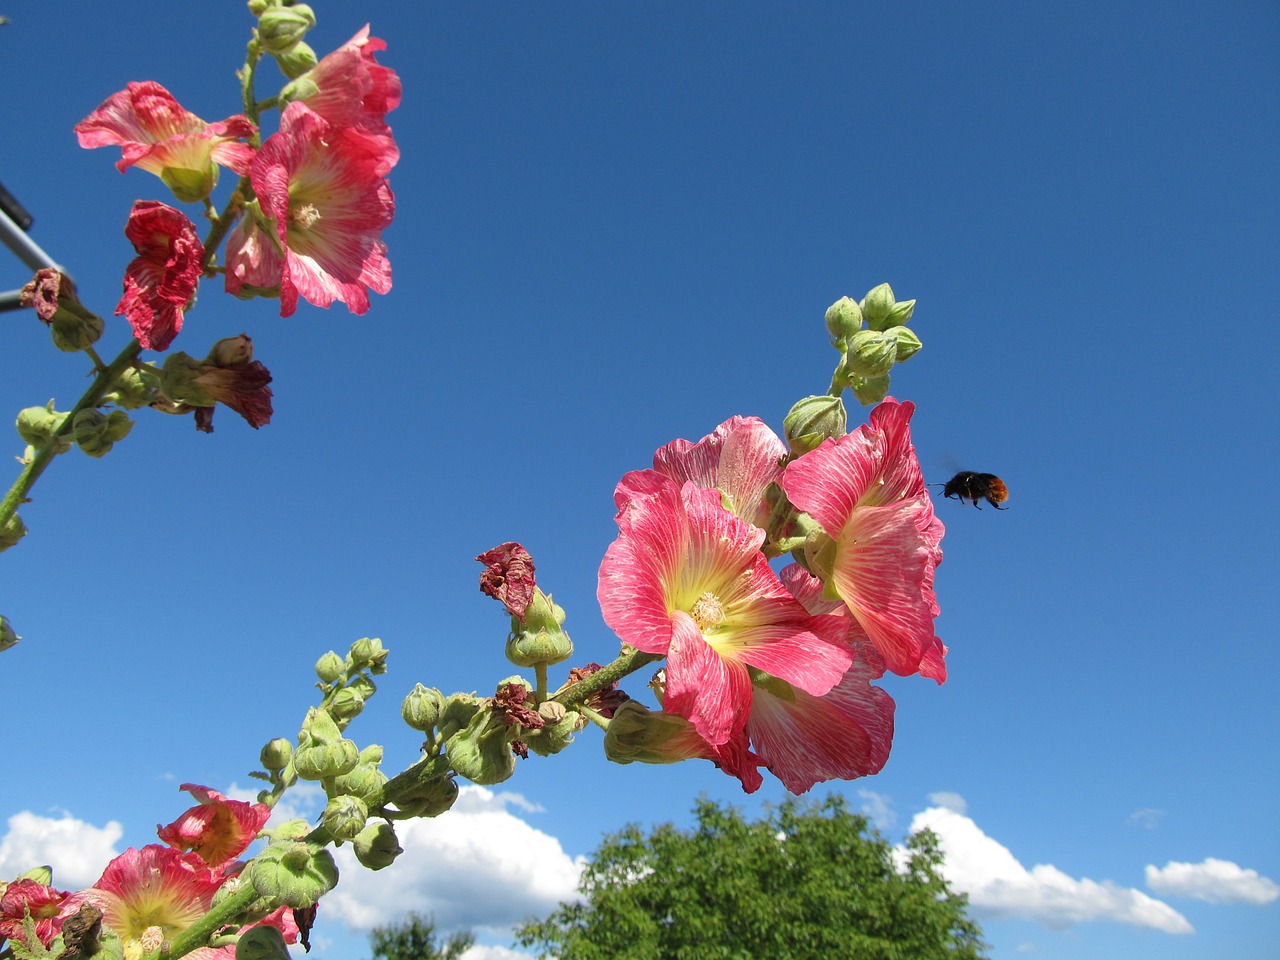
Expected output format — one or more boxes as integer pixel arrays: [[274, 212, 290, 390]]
[[367, 912, 475, 960], [516, 796, 987, 960]]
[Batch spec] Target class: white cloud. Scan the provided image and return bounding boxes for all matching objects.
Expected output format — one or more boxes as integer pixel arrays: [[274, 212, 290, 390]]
[[1146, 858, 1280, 905], [0, 811, 122, 889], [927, 791, 968, 815], [325, 786, 585, 936], [1125, 808, 1164, 830], [907, 804, 1193, 935], [460, 946, 534, 960], [857, 789, 895, 831]]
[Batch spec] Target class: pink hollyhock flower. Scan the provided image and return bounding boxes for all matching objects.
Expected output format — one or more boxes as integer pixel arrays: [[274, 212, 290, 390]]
[[598, 469, 853, 747], [225, 102, 394, 317], [75, 81, 254, 202], [0, 879, 73, 948], [781, 397, 944, 677], [116, 200, 205, 351], [283, 26, 401, 136], [157, 784, 270, 871], [71, 845, 224, 960], [652, 416, 786, 528]]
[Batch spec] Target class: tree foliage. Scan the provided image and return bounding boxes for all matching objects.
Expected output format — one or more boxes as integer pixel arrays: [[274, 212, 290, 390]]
[[367, 912, 475, 960], [516, 796, 987, 960]]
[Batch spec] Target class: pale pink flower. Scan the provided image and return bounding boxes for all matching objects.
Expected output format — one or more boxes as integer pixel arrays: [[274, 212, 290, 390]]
[[157, 784, 270, 871], [651, 416, 787, 528], [0, 879, 73, 948], [285, 26, 401, 136], [226, 102, 394, 317], [116, 200, 204, 351], [75, 82, 254, 201], [781, 398, 944, 677], [598, 469, 852, 747]]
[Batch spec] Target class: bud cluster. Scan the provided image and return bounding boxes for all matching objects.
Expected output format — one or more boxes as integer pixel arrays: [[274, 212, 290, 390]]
[[823, 283, 923, 406]]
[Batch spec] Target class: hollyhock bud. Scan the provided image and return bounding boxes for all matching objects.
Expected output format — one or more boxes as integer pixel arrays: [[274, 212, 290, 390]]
[[19, 269, 104, 352], [104, 367, 157, 410], [250, 842, 338, 908], [504, 590, 573, 668], [294, 707, 359, 780], [0, 617, 19, 654], [0, 514, 28, 553], [16, 403, 71, 454], [71, 408, 133, 458], [446, 709, 516, 786], [402, 684, 446, 732], [392, 774, 459, 819], [884, 298, 916, 329], [261, 738, 293, 771], [331, 750, 387, 805], [860, 282, 897, 330], [783, 395, 847, 455], [842, 329, 898, 379], [237, 927, 292, 960], [274, 41, 319, 79], [349, 637, 388, 674], [824, 295, 863, 343], [891, 326, 923, 362], [436, 694, 481, 742], [352, 821, 402, 869], [603, 701, 709, 765], [328, 686, 365, 721], [257, 4, 315, 54], [353, 821, 402, 870], [315, 651, 344, 683], [523, 702, 583, 757], [849, 373, 892, 406], [321, 795, 368, 841]]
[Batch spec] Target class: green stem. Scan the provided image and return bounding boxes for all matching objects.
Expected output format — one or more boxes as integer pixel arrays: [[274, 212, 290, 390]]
[[553, 648, 663, 710], [0, 339, 142, 531], [534, 663, 548, 702]]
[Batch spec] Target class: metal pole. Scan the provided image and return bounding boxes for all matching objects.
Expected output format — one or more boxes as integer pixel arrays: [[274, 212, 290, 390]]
[[1, 198, 71, 313]]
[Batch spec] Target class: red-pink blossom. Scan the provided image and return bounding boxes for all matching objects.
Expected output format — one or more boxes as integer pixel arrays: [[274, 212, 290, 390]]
[[781, 398, 944, 677], [476, 542, 537, 620], [157, 784, 270, 871], [116, 200, 204, 351], [226, 102, 395, 317], [285, 26, 401, 136], [651, 416, 787, 528], [0, 879, 73, 948], [192, 359, 274, 433], [75, 81, 254, 200], [598, 469, 852, 747]]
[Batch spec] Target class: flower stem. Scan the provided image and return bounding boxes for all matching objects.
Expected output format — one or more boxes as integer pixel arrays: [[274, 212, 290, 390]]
[[553, 648, 663, 710], [0, 338, 142, 533]]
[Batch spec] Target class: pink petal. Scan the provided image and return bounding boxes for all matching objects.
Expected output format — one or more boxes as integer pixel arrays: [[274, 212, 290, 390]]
[[663, 612, 753, 746]]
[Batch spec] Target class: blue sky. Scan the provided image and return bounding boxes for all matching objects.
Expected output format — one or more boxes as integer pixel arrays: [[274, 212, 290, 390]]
[[3, 2, 1278, 959]]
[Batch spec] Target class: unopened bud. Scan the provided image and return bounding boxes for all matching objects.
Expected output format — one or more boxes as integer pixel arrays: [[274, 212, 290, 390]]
[[446, 710, 516, 786], [842, 330, 898, 379], [273, 40, 318, 79], [505, 590, 573, 668], [315, 651, 344, 683], [402, 684, 446, 732], [860, 282, 897, 330], [332, 756, 387, 806], [848, 373, 892, 407], [16, 402, 71, 454], [890, 326, 922, 362], [207, 333, 255, 367], [524, 705, 583, 757], [393, 775, 459, 819], [0, 514, 28, 553], [783, 395, 847, 455], [250, 841, 338, 908], [321, 795, 368, 841], [348, 637, 388, 674], [353, 821, 403, 870], [260, 738, 293, 771], [105, 367, 157, 410], [328, 686, 365, 721], [236, 926, 291, 960], [603, 701, 708, 765], [824, 296, 864, 343], [257, 4, 315, 54], [71, 408, 133, 458]]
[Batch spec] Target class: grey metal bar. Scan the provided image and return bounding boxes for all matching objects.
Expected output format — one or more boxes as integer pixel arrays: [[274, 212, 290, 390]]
[[1, 202, 71, 313]]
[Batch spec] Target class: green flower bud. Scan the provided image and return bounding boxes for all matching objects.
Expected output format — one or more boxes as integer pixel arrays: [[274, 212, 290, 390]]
[[257, 4, 315, 54], [329, 687, 366, 721], [247, 0, 271, 16], [783, 395, 847, 455], [273, 40, 318, 79], [824, 296, 864, 343], [437, 693, 482, 742], [603, 701, 704, 765], [348, 637, 388, 674], [860, 282, 897, 331], [884, 298, 916, 329], [446, 710, 516, 786], [315, 651, 344, 683], [48, 306, 104, 353], [71, 408, 133, 458], [505, 591, 573, 668], [842, 330, 898, 379], [104, 367, 157, 410], [392, 775, 459, 819], [358, 744, 384, 764], [250, 841, 338, 908], [348, 674, 377, 700], [321, 795, 368, 841], [260, 738, 293, 771], [18, 865, 52, 885], [849, 373, 892, 406], [523, 703, 583, 757], [0, 617, 18, 654], [890, 325, 922, 362], [293, 738, 359, 780], [353, 821, 403, 870], [16, 402, 71, 454], [236, 926, 291, 960], [332, 758, 387, 806], [160, 353, 218, 407], [0, 514, 29, 553], [402, 684, 446, 732]]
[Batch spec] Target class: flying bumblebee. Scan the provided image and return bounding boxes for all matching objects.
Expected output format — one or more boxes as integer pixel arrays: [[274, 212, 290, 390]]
[[936, 471, 1008, 510]]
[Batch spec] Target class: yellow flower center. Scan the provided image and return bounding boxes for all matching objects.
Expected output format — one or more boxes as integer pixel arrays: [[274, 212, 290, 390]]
[[690, 592, 727, 632], [290, 202, 322, 230]]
